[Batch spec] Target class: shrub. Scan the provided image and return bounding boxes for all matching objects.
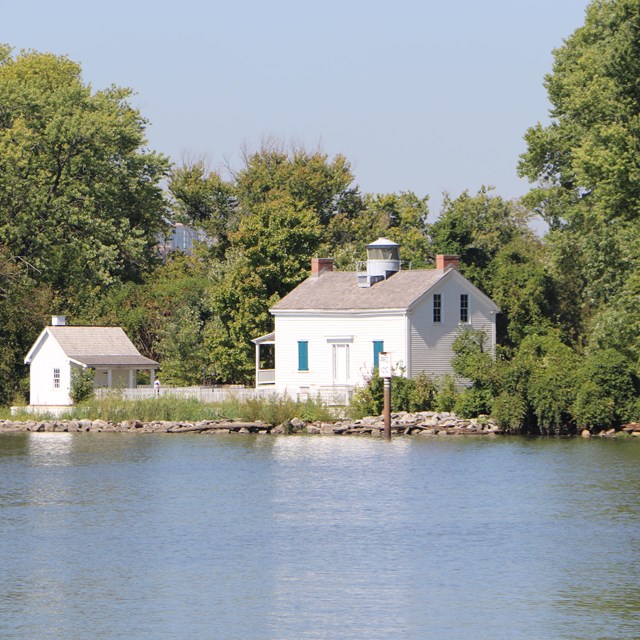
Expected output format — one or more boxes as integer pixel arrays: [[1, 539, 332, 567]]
[[349, 384, 377, 418], [454, 387, 493, 418], [513, 332, 579, 433], [435, 375, 458, 412], [491, 392, 528, 432], [408, 372, 438, 412], [70, 367, 95, 404], [452, 327, 497, 389], [572, 349, 639, 429], [348, 370, 438, 418], [573, 381, 616, 430]]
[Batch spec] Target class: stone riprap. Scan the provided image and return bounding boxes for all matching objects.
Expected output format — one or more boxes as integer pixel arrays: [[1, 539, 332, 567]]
[[0, 412, 502, 436], [1, 412, 638, 436]]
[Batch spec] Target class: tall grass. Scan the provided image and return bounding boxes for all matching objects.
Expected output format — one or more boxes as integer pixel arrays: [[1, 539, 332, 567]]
[[2, 394, 336, 424], [0, 407, 57, 421]]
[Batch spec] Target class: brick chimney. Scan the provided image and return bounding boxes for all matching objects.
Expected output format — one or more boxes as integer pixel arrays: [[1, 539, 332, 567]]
[[311, 257, 334, 278], [436, 254, 459, 271]]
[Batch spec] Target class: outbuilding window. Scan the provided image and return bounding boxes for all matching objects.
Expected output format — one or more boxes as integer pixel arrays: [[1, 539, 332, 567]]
[[53, 368, 60, 389]]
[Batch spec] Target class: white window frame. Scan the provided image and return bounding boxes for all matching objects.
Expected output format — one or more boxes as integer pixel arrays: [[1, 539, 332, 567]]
[[460, 294, 469, 323], [433, 293, 442, 323], [53, 368, 60, 389]]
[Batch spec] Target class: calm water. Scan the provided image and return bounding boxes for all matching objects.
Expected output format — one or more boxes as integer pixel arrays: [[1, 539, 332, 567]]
[[0, 433, 639, 640]]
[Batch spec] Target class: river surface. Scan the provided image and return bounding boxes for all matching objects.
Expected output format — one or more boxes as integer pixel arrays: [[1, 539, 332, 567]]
[[0, 433, 639, 640]]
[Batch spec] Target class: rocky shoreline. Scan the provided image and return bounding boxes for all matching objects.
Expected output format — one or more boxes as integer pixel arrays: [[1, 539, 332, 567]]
[[2, 412, 640, 437], [0, 412, 498, 436]]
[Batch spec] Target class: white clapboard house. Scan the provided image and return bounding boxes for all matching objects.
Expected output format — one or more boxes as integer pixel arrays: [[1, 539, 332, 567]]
[[24, 316, 159, 407], [253, 239, 500, 403]]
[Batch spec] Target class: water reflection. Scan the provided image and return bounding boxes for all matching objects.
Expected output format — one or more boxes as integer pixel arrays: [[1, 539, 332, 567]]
[[27, 432, 73, 466], [272, 433, 411, 460], [268, 437, 416, 638]]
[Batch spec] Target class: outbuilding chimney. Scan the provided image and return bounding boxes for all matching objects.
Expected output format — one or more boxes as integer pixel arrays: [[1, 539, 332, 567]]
[[51, 315, 66, 326], [311, 257, 334, 278], [436, 255, 459, 271]]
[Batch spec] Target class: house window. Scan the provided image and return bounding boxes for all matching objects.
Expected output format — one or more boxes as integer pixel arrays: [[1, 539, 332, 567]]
[[298, 341, 309, 371], [433, 294, 442, 323], [460, 294, 469, 323], [53, 368, 60, 389], [373, 341, 384, 369]]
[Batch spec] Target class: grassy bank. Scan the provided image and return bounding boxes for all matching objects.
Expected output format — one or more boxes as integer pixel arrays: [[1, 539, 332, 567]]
[[1, 395, 336, 425]]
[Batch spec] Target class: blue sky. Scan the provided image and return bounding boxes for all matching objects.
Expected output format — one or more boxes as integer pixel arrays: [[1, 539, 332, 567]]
[[5, 0, 589, 215]]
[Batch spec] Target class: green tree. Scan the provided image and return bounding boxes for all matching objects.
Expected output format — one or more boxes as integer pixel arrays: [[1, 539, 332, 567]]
[[429, 187, 532, 287], [518, 0, 640, 321], [327, 191, 430, 269], [190, 142, 360, 383], [169, 157, 236, 260], [587, 271, 640, 373], [490, 237, 555, 346], [0, 47, 170, 306], [204, 192, 328, 383], [79, 253, 211, 382], [0, 247, 52, 405]]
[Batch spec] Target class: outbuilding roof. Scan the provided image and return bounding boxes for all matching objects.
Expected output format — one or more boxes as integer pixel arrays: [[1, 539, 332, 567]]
[[25, 326, 159, 367]]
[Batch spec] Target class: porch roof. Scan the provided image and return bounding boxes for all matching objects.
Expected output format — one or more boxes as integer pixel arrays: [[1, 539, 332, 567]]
[[251, 332, 275, 345]]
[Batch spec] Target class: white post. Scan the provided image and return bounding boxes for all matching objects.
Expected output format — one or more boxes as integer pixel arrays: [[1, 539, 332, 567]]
[[128, 369, 135, 389], [107, 369, 113, 388], [255, 343, 261, 387]]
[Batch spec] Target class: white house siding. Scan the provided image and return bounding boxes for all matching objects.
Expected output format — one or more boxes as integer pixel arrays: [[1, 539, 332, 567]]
[[273, 312, 407, 396], [29, 336, 72, 405], [408, 276, 496, 379]]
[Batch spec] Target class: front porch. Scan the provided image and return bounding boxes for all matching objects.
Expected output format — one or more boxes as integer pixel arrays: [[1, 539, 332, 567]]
[[252, 332, 275, 388], [89, 365, 157, 390]]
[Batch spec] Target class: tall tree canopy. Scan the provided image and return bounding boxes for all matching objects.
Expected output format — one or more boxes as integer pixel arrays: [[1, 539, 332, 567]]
[[518, 0, 640, 312], [170, 143, 361, 383], [0, 46, 170, 305], [429, 187, 532, 286]]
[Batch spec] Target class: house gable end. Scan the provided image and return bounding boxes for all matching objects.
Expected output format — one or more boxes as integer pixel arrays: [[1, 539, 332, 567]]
[[24, 328, 55, 364], [407, 268, 500, 315]]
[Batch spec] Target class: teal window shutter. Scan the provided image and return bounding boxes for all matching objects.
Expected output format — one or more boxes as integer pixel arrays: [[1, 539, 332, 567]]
[[373, 341, 384, 368], [298, 341, 309, 371]]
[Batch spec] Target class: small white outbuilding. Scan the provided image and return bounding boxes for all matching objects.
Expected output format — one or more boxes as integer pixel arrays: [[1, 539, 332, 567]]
[[24, 316, 159, 407]]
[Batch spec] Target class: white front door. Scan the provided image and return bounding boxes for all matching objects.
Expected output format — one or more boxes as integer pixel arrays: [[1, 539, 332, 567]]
[[332, 344, 350, 384]]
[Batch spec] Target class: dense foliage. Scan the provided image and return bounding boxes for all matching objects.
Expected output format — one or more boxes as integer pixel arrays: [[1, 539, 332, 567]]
[[0, 46, 169, 403]]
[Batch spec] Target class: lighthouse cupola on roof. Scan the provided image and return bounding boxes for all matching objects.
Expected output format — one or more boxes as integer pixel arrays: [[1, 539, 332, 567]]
[[357, 237, 401, 288]]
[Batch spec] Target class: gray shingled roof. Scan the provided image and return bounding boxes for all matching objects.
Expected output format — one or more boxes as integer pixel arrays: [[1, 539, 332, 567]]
[[48, 326, 159, 367], [271, 270, 446, 311]]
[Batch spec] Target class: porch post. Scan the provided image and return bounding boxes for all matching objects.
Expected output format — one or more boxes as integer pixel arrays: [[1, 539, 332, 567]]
[[107, 369, 113, 388], [128, 369, 135, 389], [255, 342, 261, 386]]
